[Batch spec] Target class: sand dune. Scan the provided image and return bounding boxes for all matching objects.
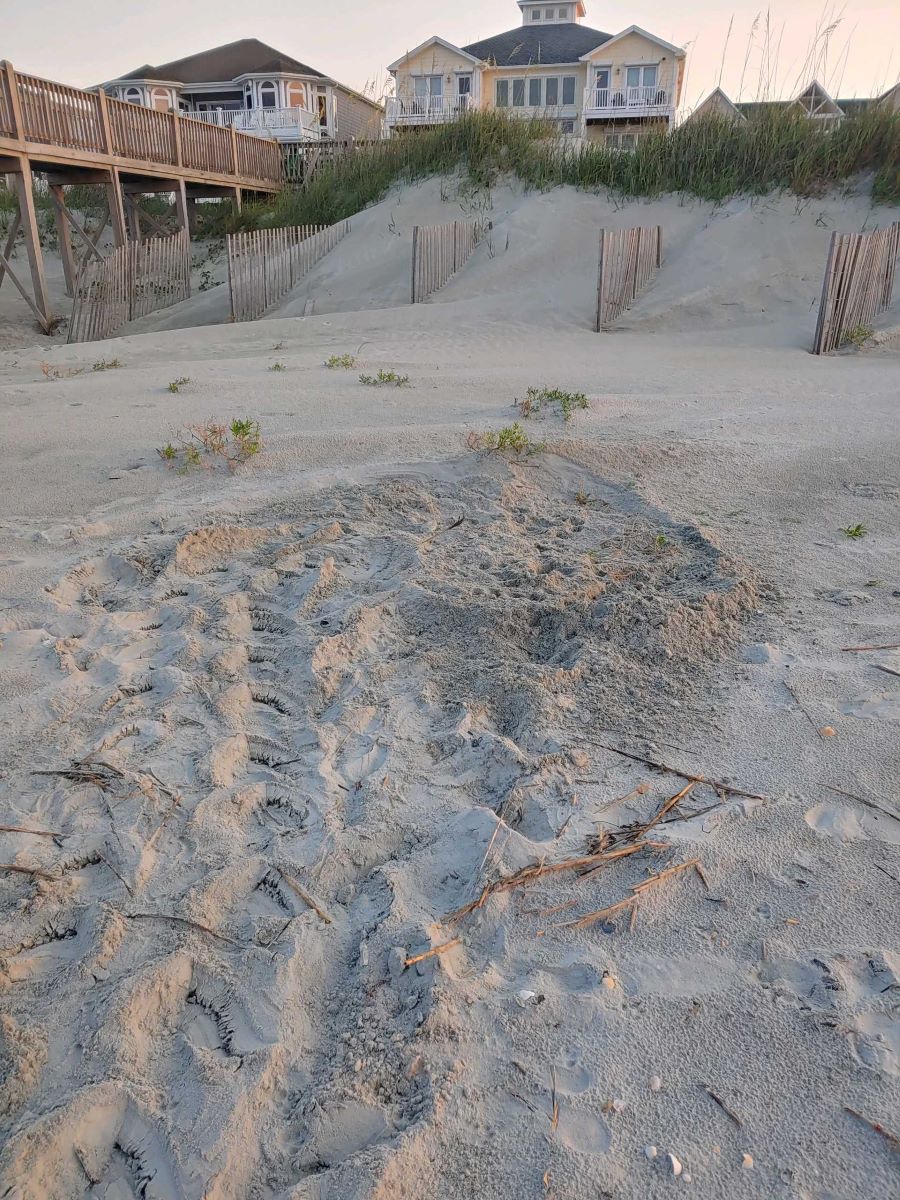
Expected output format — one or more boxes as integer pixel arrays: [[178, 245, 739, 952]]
[[0, 180, 898, 1199]]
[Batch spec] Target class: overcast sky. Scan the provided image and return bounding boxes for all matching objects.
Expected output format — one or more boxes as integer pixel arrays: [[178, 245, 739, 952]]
[[6, 0, 898, 107]]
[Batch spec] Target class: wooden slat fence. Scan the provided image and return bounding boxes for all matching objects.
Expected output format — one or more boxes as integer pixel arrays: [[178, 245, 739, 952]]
[[67, 230, 190, 342], [227, 220, 351, 321], [595, 226, 662, 330], [411, 219, 487, 304], [282, 140, 383, 185], [812, 222, 900, 354]]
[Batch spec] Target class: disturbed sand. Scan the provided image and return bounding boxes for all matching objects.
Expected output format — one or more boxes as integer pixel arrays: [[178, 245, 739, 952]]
[[0, 183, 898, 1199]]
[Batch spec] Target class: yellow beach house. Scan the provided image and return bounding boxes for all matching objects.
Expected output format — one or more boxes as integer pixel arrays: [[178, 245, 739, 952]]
[[386, 1, 685, 147]]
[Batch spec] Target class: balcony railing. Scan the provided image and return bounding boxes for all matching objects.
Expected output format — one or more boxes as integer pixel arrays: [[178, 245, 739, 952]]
[[584, 85, 673, 117], [189, 106, 325, 141], [386, 94, 472, 125]]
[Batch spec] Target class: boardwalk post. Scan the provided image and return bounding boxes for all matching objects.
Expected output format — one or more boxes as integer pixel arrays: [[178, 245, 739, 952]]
[[2, 62, 24, 143], [96, 89, 114, 154], [10, 159, 52, 330], [106, 168, 128, 249], [49, 184, 78, 296]]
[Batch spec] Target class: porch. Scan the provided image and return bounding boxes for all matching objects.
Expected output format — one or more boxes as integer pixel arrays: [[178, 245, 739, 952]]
[[189, 106, 327, 142], [385, 95, 473, 128], [583, 85, 674, 121]]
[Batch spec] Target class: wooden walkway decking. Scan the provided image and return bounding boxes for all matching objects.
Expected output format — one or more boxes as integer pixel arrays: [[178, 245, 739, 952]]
[[0, 60, 284, 331]]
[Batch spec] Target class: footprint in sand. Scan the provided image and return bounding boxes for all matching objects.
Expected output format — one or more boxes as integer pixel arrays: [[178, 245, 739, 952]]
[[805, 803, 900, 846], [839, 692, 900, 721]]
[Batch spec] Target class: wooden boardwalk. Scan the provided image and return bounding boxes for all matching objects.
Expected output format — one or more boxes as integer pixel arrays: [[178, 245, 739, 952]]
[[0, 60, 284, 331]]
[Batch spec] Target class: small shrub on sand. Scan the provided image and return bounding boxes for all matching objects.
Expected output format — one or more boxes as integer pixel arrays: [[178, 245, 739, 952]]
[[269, 362, 287, 372], [359, 370, 409, 387], [843, 325, 873, 349], [520, 386, 589, 422], [842, 523, 867, 539], [467, 423, 543, 455], [158, 418, 263, 471], [92, 357, 122, 372], [325, 354, 357, 369], [40, 361, 84, 381], [167, 377, 191, 393]]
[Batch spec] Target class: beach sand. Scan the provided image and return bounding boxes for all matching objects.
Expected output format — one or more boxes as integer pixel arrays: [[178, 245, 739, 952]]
[[0, 181, 898, 1199]]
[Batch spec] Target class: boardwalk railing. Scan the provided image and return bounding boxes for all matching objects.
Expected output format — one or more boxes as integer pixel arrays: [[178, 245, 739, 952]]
[[411, 219, 487, 304], [1, 61, 283, 188], [226, 220, 351, 321], [813, 223, 900, 354], [595, 226, 662, 330], [68, 231, 190, 342]]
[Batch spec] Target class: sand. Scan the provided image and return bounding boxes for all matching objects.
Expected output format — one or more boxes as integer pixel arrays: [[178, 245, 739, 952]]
[[0, 178, 898, 1200]]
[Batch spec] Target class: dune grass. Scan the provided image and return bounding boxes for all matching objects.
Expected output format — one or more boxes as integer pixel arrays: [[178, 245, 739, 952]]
[[208, 107, 897, 236]]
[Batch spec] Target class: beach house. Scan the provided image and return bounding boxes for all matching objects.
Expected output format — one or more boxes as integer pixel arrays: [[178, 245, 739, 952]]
[[97, 39, 383, 144], [386, 1, 686, 147], [688, 80, 900, 126]]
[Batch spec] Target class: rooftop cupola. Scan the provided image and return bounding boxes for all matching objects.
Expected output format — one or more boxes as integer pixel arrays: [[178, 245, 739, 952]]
[[518, 0, 586, 25]]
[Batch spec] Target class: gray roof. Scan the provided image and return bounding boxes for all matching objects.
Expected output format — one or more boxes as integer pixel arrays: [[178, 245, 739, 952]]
[[462, 23, 611, 67], [118, 38, 328, 84]]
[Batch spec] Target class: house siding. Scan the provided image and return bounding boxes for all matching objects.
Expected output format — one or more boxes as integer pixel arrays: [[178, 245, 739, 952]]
[[582, 30, 682, 107], [392, 45, 481, 102], [335, 87, 384, 141]]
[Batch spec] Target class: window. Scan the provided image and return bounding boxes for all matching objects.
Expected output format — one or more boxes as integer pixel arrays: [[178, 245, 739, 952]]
[[259, 80, 277, 109], [621, 133, 636, 150], [560, 118, 575, 134], [457, 74, 472, 96], [545, 8, 555, 18], [124, 87, 143, 104], [285, 81, 306, 109], [545, 77, 558, 106], [626, 65, 659, 94], [151, 88, 171, 112], [562, 76, 576, 105], [496, 79, 509, 106], [558, 6, 569, 17], [531, 7, 541, 17], [528, 78, 542, 106], [512, 78, 526, 107]]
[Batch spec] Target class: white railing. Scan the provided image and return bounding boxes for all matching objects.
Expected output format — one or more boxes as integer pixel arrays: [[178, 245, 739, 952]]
[[584, 86, 672, 114], [386, 95, 472, 124], [187, 106, 324, 140]]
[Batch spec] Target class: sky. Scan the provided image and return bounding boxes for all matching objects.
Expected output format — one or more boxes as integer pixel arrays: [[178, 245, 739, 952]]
[[5, 0, 898, 107]]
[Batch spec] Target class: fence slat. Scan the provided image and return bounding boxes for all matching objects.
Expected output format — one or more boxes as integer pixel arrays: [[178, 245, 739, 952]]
[[226, 220, 350, 322], [68, 230, 190, 343], [410, 219, 488, 304], [595, 225, 663, 331], [813, 222, 899, 354]]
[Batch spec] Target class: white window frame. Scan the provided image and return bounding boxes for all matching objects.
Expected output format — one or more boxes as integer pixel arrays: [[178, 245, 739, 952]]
[[625, 64, 659, 90]]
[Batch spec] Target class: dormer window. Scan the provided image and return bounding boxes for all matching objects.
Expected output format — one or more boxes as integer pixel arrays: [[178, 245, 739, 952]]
[[524, 3, 573, 23]]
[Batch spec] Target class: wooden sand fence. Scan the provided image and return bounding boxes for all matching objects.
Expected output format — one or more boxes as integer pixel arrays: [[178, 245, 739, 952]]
[[595, 226, 662, 331], [68, 230, 190, 343], [226, 220, 351, 322], [411, 219, 487, 304], [812, 222, 900, 354]]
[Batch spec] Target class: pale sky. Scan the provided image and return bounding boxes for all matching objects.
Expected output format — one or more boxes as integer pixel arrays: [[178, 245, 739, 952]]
[[5, 0, 899, 108]]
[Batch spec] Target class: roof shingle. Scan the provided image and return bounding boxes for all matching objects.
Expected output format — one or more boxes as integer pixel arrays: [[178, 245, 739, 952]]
[[117, 38, 328, 84], [461, 23, 611, 67]]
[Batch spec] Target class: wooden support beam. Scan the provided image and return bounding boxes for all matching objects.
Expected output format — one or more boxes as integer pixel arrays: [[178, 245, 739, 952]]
[[125, 194, 142, 242], [8, 160, 52, 331], [174, 178, 189, 236], [0, 207, 22, 288], [107, 169, 128, 249], [50, 184, 78, 296]]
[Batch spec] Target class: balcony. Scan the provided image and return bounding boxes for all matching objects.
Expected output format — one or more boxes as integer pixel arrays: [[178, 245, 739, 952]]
[[385, 94, 472, 127], [583, 85, 674, 120], [188, 106, 326, 142]]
